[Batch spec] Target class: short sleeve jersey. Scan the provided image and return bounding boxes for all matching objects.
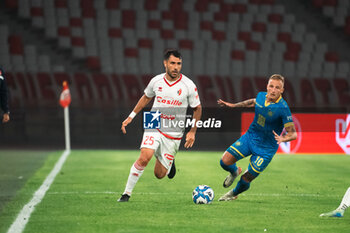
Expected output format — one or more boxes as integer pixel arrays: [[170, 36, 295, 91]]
[[144, 73, 200, 138], [247, 92, 294, 151]]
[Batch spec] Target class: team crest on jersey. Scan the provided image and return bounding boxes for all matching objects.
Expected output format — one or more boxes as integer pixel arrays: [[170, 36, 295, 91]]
[[268, 110, 273, 117], [235, 141, 241, 146], [158, 87, 162, 92], [177, 88, 182, 96]]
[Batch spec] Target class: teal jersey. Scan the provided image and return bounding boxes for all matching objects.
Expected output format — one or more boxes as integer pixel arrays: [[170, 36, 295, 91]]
[[247, 92, 294, 153]]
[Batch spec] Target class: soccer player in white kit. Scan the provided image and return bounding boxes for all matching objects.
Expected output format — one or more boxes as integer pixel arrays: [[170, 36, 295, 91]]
[[320, 187, 350, 217], [118, 50, 202, 202]]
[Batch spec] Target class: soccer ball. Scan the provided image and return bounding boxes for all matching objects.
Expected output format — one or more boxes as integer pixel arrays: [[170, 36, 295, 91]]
[[192, 185, 214, 204]]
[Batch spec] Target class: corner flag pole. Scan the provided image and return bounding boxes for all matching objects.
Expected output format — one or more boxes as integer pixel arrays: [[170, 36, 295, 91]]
[[59, 81, 71, 151]]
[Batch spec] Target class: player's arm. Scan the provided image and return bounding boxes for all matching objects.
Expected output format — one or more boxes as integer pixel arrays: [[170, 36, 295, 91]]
[[217, 98, 256, 108], [184, 104, 202, 149], [121, 94, 153, 134], [273, 125, 297, 144]]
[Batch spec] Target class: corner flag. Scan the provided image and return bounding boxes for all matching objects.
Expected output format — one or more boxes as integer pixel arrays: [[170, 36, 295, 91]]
[[59, 81, 71, 151]]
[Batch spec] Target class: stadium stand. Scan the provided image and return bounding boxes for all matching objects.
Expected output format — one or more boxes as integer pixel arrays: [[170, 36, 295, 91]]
[[0, 0, 349, 107]]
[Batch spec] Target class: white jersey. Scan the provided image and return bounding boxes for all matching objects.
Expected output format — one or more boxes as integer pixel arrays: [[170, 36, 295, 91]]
[[144, 73, 201, 139]]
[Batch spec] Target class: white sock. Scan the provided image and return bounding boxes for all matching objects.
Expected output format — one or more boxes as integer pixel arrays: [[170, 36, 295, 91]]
[[123, 162, 145, 196], [337, 187, 350, 211]]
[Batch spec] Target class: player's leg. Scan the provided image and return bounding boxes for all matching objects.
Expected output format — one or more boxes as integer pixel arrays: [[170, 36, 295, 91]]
[[153, 135, 180, 179], [118, 148, 154, 202], [220, 151, 242, 188], [118, 133, 159, 202], [219, 154, 271, 201], [220, 134, 250, 188], [320, 187, 350, 217]]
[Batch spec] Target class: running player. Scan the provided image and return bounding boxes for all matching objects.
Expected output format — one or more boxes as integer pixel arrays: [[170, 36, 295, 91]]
[[118, 49, 202, 202], [217, 74, 297, 201], [320, 187, 350, 217]]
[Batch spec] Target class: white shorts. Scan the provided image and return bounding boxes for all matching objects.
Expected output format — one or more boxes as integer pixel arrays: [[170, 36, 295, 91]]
[[140, 131, 182, 173]]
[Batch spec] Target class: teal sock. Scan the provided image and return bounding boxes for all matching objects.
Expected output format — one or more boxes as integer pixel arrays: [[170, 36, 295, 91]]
[[233, 177, 250, 196], [220, 159, 238, 175]]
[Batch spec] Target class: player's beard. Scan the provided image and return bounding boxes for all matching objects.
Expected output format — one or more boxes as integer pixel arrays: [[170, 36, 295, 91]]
[[167, 69, 179, 80]]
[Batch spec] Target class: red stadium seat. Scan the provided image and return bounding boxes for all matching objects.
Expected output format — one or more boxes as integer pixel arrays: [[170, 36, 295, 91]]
[[54, 72, 71, 87], [277, 32, 291, 43], [70, 18, 83, 27], [314, 78, 331, 104], [212, 31, 226, 41], [179, 39, 193, 50], [238, 31, 251, 42], [30, 7, 43, 17], [268, 14, 283, 24], [161, 30, 174, 39], [241, 78, 256, 100], [333, 78, 350, 105], [93, 74, 113, 100], [5, 0, 18, 8], [231, 4, 247, 13], [300, 79, 316, 106], [145, 0, 158, 11], [74, 73, 94, 100], [215, 76, 228, 100], [109, 28, 122, 38], [138, 39, 153, 48], [324, 0, 337, 6], [71, 37, 85, 47], [195, 0, 209, 12], [246, 41, 260, 51], [55, 0, 67, 8], [58, 27, 71, 37], [148, 20, 161, 29], [231, 50, 245, 60], [110, 74, 124, 100], [252, 22, 266, 32], [106, 0, 119, 9], [37, 73, 56, 100], [122, 10, 136, 29], [197, 75, 217, 105], [200, 21, 213, 30], [312, 0, 324, 8], [124, 48, 138, 58], [174, 12, 188, 30], [325, 51, 339, 62], [8, 35, 24, 55], [87, 57, 101, 70], [122, 75, 142, 102]]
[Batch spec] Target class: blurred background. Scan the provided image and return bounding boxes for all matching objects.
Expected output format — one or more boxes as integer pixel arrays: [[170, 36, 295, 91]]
[[0, 0, 349, 150]]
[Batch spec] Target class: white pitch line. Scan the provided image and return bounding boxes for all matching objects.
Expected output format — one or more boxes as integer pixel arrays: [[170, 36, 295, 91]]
[[7, 150, 71, 233]]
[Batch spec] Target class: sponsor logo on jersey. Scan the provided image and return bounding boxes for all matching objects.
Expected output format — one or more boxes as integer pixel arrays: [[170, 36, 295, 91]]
[[156, 96, 182, 106], [158, 87, 162, 92]]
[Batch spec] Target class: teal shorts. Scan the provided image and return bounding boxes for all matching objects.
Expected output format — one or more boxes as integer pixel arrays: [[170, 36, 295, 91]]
[[226, 132, 275, 177]]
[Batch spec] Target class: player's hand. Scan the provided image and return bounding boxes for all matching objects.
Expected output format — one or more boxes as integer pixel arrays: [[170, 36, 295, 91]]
[[217, 99, 234, 108], [121, 117, 133, 134], [273, 130, 283, 144], [184, 131, 195, 148], [2, 113, 9, 123]]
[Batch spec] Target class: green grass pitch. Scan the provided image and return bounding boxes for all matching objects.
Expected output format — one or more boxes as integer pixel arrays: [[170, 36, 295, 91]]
[[0, 150, 349, 233]]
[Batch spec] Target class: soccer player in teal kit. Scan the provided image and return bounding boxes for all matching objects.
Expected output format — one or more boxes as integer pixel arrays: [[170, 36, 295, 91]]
[[217, 74, 297, 201]]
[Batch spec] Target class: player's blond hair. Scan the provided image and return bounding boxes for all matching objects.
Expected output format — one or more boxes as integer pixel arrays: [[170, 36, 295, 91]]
[[269, 74, 285, 85]]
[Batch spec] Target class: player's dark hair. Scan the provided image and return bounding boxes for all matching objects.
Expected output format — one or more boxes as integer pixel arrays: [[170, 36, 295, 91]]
[[164, 49, 182, 61]]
